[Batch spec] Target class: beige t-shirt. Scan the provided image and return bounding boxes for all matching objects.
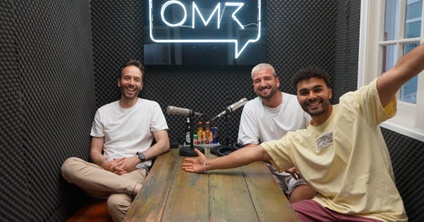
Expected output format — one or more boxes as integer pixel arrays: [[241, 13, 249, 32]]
[[262, 79, 407, 221]]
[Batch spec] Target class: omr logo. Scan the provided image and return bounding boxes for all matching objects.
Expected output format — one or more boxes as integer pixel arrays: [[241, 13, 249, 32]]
[[149, 0, 262, 59]]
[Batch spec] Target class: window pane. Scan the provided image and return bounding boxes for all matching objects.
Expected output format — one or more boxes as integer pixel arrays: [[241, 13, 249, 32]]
[[400, 43, 419, 103], [384, 0, 400, 41], [405, 0, 422, 38], [382, 44, 397, 73]]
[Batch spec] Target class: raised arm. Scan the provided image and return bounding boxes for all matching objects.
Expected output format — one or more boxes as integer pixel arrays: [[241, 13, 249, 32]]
[[377, 43, 424, 107], [182, 145, 272, 173]]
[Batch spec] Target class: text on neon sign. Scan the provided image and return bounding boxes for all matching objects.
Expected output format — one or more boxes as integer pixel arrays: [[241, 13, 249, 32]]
[[149, 0, 262, 58]]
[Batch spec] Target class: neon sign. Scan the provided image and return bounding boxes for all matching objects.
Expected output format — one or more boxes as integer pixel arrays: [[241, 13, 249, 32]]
[[149, 0, 262, 59]]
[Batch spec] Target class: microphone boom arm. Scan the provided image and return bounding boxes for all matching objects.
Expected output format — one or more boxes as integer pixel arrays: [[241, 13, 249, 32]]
[[212, 98, 247, 121]]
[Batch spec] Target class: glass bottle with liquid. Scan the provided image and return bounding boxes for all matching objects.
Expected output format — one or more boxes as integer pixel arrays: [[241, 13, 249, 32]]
[[196, 121, 204, 144], [204, 121, 212, 144]]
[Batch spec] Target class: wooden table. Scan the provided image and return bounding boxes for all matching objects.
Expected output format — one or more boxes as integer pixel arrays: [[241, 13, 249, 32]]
[[124, 148, 299, 222]]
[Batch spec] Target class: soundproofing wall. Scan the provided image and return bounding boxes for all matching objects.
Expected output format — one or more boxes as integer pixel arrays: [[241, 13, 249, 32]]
[[1, 0, 95, 221], [383, 129, 424, 222], [266, 0, 338, 94], [333, 0, 362, 102]]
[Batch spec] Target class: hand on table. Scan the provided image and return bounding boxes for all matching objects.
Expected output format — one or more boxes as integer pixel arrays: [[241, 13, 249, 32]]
[[182, 149, 207, 173]]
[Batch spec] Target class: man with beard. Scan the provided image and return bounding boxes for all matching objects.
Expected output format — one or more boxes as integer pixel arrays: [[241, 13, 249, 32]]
[[61, 60, 170, 222], [182, 43, 424, 221], [237, 63, 317, 202]]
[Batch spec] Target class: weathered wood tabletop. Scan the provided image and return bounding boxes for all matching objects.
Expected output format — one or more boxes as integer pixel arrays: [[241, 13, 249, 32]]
[[124, 148, 299, 222]]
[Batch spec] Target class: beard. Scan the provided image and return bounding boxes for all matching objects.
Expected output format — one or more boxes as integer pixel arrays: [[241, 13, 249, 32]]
[[257, 86, 278, 100], [301, 97, 330, 116]]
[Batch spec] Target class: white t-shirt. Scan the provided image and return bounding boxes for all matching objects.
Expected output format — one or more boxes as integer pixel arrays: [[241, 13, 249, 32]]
[[238, 92, 311, 193], [91, 98, 168, 168], [238, 92, 310, 144]]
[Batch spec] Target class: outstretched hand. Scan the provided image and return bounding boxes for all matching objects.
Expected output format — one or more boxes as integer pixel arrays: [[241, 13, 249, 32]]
[[182, 148, 207, 173]]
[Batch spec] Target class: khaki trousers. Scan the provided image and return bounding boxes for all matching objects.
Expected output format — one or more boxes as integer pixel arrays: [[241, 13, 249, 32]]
[[61, 157, 147, 222]]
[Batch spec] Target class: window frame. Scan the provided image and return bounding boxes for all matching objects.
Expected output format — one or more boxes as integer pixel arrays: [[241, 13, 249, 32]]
[[358, 0, 424, 142]]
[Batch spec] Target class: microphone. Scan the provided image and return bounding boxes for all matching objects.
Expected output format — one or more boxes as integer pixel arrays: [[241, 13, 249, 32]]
[[212, 98, 248, 121], [166, 106, 203, 117]]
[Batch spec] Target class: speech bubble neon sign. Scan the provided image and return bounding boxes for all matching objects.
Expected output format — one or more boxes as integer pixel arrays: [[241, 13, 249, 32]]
[[149, 0, 262, 59]]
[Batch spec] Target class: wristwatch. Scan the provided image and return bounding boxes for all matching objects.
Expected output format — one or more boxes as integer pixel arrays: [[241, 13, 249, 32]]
[[137, 152, 146, 162]]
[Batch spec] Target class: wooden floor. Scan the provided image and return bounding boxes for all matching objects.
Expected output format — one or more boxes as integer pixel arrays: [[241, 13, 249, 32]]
[[67, 198, 112, 222]]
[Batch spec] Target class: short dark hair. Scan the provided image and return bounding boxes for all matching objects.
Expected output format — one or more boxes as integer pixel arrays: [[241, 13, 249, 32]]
[[119, 59, 144, 80], [291, 66, 330, 90]]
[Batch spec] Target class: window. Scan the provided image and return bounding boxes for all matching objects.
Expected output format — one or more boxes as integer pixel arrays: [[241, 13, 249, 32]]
[[358, 0, 424, 142]]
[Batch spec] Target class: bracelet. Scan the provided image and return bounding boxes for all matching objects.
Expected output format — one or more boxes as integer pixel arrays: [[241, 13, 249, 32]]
[[203, 159, 208, 174]]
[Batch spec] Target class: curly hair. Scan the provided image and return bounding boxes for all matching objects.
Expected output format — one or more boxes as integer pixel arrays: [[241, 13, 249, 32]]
[[291, 66, 330, 89]]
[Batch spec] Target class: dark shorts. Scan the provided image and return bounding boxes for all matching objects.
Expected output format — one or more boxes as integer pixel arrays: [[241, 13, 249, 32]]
[[292, 200, 381, 222]]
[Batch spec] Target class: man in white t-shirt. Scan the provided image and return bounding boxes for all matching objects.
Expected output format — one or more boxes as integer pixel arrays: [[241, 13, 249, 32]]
[[238, 63, 317, 202], [61, 60, 170, 222]]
